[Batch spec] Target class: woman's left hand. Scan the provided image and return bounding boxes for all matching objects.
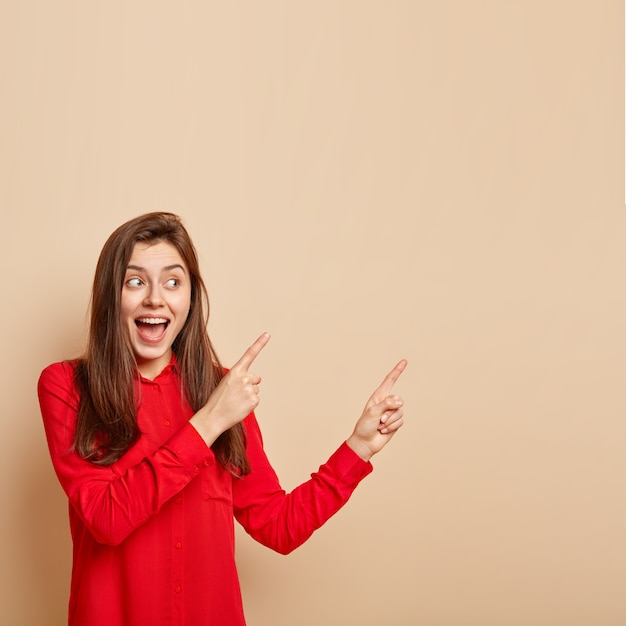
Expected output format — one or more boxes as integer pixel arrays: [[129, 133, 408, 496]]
[[346, 360, 408, 462]]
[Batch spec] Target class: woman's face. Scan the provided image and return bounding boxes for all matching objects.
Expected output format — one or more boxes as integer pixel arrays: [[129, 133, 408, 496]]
[[120, 241, 192, 379]]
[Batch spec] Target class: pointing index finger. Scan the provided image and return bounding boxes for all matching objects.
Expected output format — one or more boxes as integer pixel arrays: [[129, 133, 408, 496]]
[[232, 333, 271, 371], [369, 359, 407, 404]]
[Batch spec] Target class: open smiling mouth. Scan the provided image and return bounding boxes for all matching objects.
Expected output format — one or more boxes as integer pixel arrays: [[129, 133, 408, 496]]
[[135, 317, 170, 341]]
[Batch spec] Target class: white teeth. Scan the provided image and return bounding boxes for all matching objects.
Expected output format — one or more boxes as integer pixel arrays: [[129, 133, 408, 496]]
[[137, 317, 168, 324]]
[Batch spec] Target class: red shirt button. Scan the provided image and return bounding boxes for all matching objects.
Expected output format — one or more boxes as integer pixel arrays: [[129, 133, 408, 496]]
[[175, 585, 182, 594], [175, 542, 182, 549], [164, 420, 171, 427]]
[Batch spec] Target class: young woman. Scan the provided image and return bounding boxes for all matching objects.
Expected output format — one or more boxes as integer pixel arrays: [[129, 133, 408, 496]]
[[38, 212, 406, 626]]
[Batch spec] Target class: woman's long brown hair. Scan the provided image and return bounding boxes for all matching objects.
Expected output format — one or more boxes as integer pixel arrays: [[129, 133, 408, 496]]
[[73, 212, 250, 475]]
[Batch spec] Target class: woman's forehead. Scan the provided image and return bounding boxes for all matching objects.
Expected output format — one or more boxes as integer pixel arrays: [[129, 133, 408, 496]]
[[128, 241, 187, 269]]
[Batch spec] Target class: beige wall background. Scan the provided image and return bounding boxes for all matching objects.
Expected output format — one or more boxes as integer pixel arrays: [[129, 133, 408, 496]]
[[1, 1, 624, 625]]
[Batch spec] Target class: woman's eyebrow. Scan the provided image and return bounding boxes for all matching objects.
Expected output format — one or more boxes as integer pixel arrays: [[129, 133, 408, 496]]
[[125, 264, 187, 273]]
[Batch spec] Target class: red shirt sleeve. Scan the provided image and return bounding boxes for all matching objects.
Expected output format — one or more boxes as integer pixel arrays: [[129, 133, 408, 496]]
[[233, 412, 373, 554], [38, 361, 211, 546]]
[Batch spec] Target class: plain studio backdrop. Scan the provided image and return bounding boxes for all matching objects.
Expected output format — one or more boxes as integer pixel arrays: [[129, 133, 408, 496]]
[[1, 2, 624, 625]]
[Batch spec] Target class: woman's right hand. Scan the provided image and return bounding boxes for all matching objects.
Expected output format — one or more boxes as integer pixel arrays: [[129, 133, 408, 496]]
[[189, 333, 270, 445]]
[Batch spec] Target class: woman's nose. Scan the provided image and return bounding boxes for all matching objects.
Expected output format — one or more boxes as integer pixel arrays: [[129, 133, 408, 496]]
[[143, 284, 164, 307]]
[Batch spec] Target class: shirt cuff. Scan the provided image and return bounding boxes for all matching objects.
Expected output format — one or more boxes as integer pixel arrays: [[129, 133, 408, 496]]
[[326, 441, 374, 487], [161, 422, 214, 472]]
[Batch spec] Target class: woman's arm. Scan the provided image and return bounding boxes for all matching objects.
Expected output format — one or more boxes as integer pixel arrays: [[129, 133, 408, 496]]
[[39, 335, 271, 546], [233, 361, 407, 554], [38, 362, 211, 546]]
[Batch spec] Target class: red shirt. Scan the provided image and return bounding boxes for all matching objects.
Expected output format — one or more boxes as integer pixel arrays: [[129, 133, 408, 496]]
[[38, 359, 373, 626]]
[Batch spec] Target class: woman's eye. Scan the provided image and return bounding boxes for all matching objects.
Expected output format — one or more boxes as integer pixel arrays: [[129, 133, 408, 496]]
[[166, 278, 180, 288], [126, 278, 143, 288]]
